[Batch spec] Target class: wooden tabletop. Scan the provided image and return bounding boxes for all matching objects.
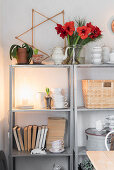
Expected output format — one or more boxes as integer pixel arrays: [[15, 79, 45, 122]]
[[87, 151, 114, 170]]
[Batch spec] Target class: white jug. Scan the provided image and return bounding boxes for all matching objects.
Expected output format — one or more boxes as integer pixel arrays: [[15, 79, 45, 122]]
[[52, 47, 67, 64]]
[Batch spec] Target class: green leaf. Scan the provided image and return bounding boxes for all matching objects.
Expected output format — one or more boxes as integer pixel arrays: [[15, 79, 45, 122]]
[[46, 88, 50, 96], [10, 44, 17, 60], [11, 47, 17, 58], [27, 46, 33, 63], [10, 44, 21, 60], [34, 48, 38, 55]]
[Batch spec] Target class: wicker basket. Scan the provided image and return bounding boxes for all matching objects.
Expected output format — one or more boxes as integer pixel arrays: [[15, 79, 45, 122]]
[[82, 80, 114, 108]]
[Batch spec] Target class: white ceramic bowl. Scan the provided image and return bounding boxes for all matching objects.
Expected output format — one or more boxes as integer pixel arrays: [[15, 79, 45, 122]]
[[92, 47, 102, 53], [92, 53, 102, 58], [93, 58, 102, 64], [51, 88, 62, 94]]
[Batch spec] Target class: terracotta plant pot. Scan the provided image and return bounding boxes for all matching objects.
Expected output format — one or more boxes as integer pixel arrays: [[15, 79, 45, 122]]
[[17, 48, 28, 64], [32, 54, 43, 64]]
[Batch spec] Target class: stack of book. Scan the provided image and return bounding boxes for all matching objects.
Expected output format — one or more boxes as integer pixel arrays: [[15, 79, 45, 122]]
[[13, 125, 48, 152], [46, 117, 66, 150]]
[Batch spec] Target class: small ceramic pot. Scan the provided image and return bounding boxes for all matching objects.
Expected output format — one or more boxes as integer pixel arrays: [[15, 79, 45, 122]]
[[45, 96, 52, 109], [17, 48, 28, 64], [32, 54, 43, 64]]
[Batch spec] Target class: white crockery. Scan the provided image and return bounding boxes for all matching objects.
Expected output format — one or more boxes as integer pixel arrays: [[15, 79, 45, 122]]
[[93, 58, 102, 64], [96, 120, 103, 131], [109, 53, 114, 62], [51, 140, 64, 152], [52, 47, 67, 64], [54, 102, 64, 108], [51, 88, 62, 94], [92, 53, 101, 58], [92, 47, 102, 53]]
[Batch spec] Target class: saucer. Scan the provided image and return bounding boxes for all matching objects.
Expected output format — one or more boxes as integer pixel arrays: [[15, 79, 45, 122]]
[[52, 106, 68, 109], [49, 148, 65, 153]]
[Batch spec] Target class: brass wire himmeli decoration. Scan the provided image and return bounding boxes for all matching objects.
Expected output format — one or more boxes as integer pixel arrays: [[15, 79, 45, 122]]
[[15, 9, 66, 62]]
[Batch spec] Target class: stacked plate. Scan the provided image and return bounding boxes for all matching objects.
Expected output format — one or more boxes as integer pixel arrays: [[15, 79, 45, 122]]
[[51, 88, 65, 109], [106, 115, 114, 130], [92, 47, 102, 64]]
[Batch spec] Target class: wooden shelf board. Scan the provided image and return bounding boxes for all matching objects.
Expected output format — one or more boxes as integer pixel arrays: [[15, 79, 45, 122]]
[[10, 148, 72, 157]]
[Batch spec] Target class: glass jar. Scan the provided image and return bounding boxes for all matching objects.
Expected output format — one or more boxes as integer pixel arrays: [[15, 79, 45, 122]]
[[63, 45, 85, 65]]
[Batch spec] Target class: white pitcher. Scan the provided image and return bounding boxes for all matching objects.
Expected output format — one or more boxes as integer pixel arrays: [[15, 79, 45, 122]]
[[52, 47, 67, 64]]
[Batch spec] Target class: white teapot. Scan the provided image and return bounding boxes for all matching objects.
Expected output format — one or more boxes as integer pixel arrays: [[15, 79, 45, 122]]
[[52, 47, 67, 64]]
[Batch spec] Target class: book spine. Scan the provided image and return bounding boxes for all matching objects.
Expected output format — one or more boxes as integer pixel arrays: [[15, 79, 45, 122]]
[[42, 127, 48, 149], [35, 127, 41, 148], [39, 126, 45, 149], [13, 127, 21, 151], [17, 128, 24, 151]]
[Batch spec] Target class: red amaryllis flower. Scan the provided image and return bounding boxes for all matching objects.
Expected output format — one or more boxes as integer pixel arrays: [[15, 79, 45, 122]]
[[55, 24, 63, 34], [60, 28, 68, 39], [63, 21, 75, 36], [86, 22, 94, 30], [89, 26, 101, 39], [77, 26, 91, 39]]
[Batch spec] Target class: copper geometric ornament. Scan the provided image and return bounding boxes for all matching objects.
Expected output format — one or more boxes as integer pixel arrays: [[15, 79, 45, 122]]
[[111, 20, 114, 33], [15, 9, 65, 61]]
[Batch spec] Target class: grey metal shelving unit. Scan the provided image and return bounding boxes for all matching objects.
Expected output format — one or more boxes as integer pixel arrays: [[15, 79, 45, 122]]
[[74, 64, 114, 170], [9, 65, 74, 170]]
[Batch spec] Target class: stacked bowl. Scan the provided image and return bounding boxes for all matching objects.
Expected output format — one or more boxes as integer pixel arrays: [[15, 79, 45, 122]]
[[51, 88, 65, 109], [92, 47, 102, 64]]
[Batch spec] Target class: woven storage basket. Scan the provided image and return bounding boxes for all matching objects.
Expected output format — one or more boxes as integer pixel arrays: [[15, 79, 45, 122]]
[[82, 80, 114, 108]]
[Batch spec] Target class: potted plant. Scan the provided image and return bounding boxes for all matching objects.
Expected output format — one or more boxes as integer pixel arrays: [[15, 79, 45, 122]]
[[10, 43, 33, 64], [32, 48, 43, 64], [45, 88, 52, 109], [78, 159, 94, 170]]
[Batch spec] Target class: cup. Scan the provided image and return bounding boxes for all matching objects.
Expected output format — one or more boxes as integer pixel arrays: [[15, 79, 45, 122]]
[[109, 53, 114, 62], [96, 120, 103, 131], [51, 88, 62, 95], [93, 58, 102, 64]]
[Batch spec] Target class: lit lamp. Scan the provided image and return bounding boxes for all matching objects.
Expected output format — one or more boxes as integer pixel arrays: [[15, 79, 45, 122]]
[[16, 86, 34, 109]]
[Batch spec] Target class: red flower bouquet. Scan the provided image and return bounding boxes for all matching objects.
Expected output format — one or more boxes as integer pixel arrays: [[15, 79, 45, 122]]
[[55, 19, 102, 64]]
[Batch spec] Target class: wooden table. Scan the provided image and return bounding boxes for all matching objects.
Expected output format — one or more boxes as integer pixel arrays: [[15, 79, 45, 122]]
[[87, 151, 114, 170]]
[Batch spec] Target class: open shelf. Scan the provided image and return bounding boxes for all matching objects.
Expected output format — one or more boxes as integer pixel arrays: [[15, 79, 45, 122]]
[[78, 146, 86, 156], [12, 108, 71, 112], [77, 106, 114, 111], [10, 148, 72, 157]]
